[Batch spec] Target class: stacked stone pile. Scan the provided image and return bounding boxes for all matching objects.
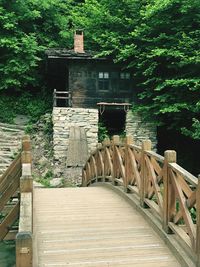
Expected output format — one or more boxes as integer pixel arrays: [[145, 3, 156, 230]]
[[125, 111, 157, 150], [0, 122, 25, 176]]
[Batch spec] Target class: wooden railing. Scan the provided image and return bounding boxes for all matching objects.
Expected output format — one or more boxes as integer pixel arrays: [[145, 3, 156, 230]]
[[82, 135, 200, 266], [0, 135, 33, 266], [16, 135, 33, 267], [0, 154, 21, 240], [53, 89, 72, 107]]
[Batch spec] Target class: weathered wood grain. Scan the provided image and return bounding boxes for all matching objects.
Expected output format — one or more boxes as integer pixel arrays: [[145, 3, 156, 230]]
[[33, 187, 181, 267]]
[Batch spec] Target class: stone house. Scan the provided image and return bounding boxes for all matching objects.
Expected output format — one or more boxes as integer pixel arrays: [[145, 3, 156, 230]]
[[46, 31, 156, 179]]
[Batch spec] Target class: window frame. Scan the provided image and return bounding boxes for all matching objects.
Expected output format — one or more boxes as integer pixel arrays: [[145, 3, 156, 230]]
[[98, 71, 110, 91]]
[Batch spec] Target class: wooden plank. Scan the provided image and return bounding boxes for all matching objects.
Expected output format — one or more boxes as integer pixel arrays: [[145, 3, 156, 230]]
[[170, 169, 196, 249], [18, 193, 32, 233], [0, 155, 21, 192], [0, 154, 21, 185], [145, 156, 163, 213], [169, 222, 191, 249], [33, 187, 181, 267], [55, 91, 70, 94], [3, 230, 18, 240], [127, 185, 139, 195], [186, 191, 196, 209], [144, 199, 160, 216], [169, 163, 197, 187], [115, 146, 126, 183], [128, 148, 141, 189], [0, 171, 20, 212], [66, 126, 89, 167], [0, 201, 19, 240], [140, 140, 151, 207], [55, 96, 70, 99]]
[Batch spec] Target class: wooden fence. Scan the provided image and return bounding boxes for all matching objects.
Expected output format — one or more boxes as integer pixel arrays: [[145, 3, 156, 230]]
[[82, 135, 200, 266], [53, 89, 72, 107]]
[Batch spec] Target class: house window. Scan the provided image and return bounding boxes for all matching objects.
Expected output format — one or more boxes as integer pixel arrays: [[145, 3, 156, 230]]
[[120, 72, 130, 80], [119, 72, 131, 91], [98, 72, 109, 91]]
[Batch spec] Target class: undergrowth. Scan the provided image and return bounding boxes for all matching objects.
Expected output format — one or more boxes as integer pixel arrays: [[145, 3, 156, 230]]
[[0, 90, 52, 124]]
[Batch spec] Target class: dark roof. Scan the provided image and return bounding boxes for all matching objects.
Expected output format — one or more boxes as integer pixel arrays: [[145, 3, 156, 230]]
[[46, 48, 108, 60]]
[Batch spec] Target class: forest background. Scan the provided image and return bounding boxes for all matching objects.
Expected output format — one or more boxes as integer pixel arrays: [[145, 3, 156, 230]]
[[0, 0, 200, 173]]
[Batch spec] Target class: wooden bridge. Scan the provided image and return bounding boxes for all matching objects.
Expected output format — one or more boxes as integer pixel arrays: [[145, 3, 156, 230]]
[[0, 135, 200, 267]]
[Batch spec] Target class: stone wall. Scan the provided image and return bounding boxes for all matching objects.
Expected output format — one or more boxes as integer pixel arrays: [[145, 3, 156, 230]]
[[53, 107, 98, 178], [125, 110, 157, 150], [53, 108, 157, 181]]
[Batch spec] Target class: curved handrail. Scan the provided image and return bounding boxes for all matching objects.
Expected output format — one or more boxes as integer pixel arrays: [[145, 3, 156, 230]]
[[82, 135, 200, 267]]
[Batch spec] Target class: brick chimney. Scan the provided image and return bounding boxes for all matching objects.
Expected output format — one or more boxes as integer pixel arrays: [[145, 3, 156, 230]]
[[74, 30, 84, 53]]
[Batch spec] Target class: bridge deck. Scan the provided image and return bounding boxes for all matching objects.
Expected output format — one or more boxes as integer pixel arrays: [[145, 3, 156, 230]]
[[33, 186, 181, 267]]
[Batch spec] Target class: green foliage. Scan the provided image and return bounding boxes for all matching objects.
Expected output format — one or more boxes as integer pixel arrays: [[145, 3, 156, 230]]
[[1, 0, 200, 140], [72, 0, 200, 139], [34, 170, 53, 188], [0, 91, 52, 124], [0, 96, 15, 123], [98, 122, 109, 142], [0, 0, 74, 92]]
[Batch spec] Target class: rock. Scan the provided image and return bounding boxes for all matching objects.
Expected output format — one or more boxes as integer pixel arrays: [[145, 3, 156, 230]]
[[38, 156, 48, 166], [33, 181, 44, 188], [50, 178, 62, 187]]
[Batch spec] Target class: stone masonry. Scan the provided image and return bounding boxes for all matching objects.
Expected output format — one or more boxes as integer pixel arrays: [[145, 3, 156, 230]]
[[53, 107, 98, 178], [125, 110, 157, 150], [53, 108, 157, 182]]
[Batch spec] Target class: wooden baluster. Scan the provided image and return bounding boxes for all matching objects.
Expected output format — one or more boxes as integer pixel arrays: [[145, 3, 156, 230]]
[[163, 150, 176, 233], [125, 135, 134, 193], [103, 138, 110, 181], [112, 135, 120, 185], [82, 169, 87, 187], [196, 175, 200, 266], [140, 140, 152, 207], [96, 143, 102, 181]]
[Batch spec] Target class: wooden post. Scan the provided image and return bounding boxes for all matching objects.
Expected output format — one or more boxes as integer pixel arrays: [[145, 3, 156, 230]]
[[53, 89, 57, 107], [68, 91, 72, 107], [163, 150, 176, 233], [16, 232, 32, 267], [21, 136, 33, 193], [196, 175, 200, 266], [22, 135, 31, 151], [140, 140, 152, 207], [112, 135, 120, 185], [124, 135, 134, 193]]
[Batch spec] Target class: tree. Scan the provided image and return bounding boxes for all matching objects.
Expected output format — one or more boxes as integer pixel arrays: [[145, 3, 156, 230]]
[[72, 0, 200, 139], [0, 0, 74, 92]]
